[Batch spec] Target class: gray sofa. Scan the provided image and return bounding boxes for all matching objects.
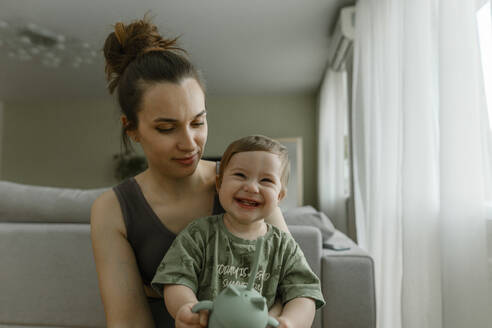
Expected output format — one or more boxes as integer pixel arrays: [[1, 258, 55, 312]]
[[0, 181, 376, 328]]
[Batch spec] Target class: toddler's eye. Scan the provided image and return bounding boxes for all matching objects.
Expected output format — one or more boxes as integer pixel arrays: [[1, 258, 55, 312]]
[[261, 178, 274, 183], [234, 173, 246, 178]]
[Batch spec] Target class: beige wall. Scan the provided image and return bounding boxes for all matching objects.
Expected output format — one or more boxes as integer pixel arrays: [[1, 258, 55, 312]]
[[2, 99, 121, 188], [2, 93, 318, 206]]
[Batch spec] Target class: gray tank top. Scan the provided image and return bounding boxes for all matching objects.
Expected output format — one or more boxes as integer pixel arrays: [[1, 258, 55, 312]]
[[112, 167, 224, 327]]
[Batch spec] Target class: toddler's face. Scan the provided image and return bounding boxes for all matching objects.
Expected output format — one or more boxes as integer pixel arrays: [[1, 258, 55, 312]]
[[217, 151, 285, 225]]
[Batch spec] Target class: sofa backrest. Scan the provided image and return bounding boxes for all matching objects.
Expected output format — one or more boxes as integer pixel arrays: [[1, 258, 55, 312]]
[[0, 181, 108, 224]]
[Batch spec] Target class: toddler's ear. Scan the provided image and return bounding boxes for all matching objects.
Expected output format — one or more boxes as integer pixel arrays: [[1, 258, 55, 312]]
[[277, 189, 286, 202]]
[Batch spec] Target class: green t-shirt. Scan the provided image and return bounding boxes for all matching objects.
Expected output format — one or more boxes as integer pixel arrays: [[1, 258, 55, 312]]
[[151, 214, 325, 309]]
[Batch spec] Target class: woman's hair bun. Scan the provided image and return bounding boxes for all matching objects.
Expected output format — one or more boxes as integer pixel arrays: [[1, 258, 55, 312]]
[[103, 15, 184, 93]]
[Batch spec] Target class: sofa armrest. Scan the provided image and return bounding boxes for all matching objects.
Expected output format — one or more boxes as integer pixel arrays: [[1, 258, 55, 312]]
[[288, 225, 323, 328], [288, 225, 322, 277], [321, 234, 376, 328]]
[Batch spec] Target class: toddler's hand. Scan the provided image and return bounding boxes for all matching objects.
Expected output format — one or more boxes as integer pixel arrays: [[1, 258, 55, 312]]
[[276, 316, 294, 328], [175, 302, 209, 328]]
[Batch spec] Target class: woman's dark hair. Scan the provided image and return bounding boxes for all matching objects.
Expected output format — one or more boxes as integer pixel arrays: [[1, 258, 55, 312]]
[[103, 15, 204, 153]]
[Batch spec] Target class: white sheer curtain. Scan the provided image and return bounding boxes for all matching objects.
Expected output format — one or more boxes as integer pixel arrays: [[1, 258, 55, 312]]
[[317, 70, 349, 232], [352, 1, 491, 328], [352, 1, 404, 326]]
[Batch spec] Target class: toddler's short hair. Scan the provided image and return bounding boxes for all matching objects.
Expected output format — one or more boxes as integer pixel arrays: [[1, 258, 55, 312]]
[[217, 135, 290, 193]]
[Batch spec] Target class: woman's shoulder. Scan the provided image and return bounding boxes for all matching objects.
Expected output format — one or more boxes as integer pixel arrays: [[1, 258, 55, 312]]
[[90, 189, 127, 236], [199, 159, 219, 179], [92, 188, 119, 211]]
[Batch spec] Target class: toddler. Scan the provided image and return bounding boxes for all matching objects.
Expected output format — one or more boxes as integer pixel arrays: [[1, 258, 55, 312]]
[[151, 135, 325, 328]]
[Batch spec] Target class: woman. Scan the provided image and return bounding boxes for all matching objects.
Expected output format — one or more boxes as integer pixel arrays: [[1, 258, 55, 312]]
[[90, 17, 289, 327]]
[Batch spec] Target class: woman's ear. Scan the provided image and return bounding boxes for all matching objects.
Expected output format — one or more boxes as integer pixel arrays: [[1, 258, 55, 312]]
[[120, 114, 129, 128], [121, 115, 139, 142]]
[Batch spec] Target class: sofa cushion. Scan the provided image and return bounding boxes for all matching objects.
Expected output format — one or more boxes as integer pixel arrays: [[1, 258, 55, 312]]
[[0, 181, 108, 223], [0, 223, 106, 327], [283, 205, 335, 242]]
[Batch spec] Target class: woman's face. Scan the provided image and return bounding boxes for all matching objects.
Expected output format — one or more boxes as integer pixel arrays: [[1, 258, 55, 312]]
[[129, 78, 207, 178]]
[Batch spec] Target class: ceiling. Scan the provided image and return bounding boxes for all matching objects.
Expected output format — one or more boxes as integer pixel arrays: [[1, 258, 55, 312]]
[[0, 0, 354, 102]]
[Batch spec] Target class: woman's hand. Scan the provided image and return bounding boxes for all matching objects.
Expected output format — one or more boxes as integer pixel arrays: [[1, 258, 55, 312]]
[[264, 206, 290, 234], [175, 302, 209, 328]]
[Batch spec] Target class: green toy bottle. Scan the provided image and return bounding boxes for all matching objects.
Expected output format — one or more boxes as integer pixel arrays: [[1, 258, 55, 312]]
[[192, 237, 279, 328]]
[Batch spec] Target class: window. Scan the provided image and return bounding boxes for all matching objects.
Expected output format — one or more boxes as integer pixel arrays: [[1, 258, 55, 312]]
[[477, 1, 492, 212], [477, 1, 492, 130]]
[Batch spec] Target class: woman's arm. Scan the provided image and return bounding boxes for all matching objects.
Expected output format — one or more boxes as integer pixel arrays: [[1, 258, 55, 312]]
[[265, 206, 290, 233], [90, 191, 155, 328]]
